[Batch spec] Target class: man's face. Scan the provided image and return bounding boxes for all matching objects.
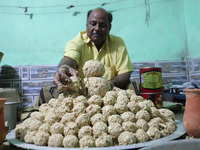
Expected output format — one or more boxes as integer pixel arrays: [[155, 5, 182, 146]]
[[86, 9, 111, 46]]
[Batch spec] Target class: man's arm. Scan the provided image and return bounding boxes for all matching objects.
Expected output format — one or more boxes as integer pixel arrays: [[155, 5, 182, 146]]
[[58, 56, 77, 69], [110, 71, 132, 89]]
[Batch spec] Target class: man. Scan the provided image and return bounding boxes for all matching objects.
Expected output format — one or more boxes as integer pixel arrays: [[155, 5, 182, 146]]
[[53, 8, 133, 91]]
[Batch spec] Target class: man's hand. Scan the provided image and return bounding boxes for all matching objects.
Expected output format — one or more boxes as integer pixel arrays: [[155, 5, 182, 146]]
[[53, 64, 78, 91], [110, 72, 132, 89], [53, 56, 78, 91]]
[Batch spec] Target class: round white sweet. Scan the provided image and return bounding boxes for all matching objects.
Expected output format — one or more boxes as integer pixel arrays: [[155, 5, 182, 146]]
[[78, 126, 93, 139], [87, 95, 103, 106], [72, 102, 86, 116], [38, 123, 50, 134], [166, 121, 176, 134], [136, 119, 149, 131], [73, 95, 88, 106], [130, 95, 145, 103], [50, 122, 64, 134], [127, 101, 141, 114], [82, 60, 105, 78], [91, 113, 107, 125], [149, 107, 161, 118], [55, 105, 70, 118], [116, 95, 129, 105], [34, 132, 49, 146], [86, 104, 102, 117], [23, 118, 42, 131], [138, 100, 153, 111], [147, 126, 161, 140], [117, 90, 127, 97], [126, 89, 136, 99], [67, 76, 81, 92], [103, 91, 117, 106], [102, 105, 116, 118], [44, 112, 60, 125], [75, 113, 90, 128], [114, 102, 128, 114], [135, 109, 151, 122], [63, 135, 79, 148], [61, 97, 73, 109], [30, 111, 45, 122], [148, 117, 165, 129], [48, 134, 64, 147], [79, 135, 95, 148], [135, 129, 149, 143], [159, 108, 175, 121], [15, 123, 29, 141], [104, 91, 117, 99], [121, 111, 135, 122], [39, 103, 51, 113], [61, 112, 76, 125], [107, 115, 123, 125], [122, 122, 137, 133], [118, 131, 136, 145], [95, 133, 113, 147], [93, 122, 108, 138], [83, 77, 111, 97], [48, 98, 61, 108], [24, 131, 37, 144], [108, 123, 123, 139], [64, 122, 79, 136]]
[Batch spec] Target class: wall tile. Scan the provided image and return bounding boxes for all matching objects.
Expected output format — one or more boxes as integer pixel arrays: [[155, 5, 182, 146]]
[[30, 65, 57, 80], [156, 60, 187, 75]]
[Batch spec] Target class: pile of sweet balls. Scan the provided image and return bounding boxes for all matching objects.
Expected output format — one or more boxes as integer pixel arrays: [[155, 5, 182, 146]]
[[15, 60, 176, 148]]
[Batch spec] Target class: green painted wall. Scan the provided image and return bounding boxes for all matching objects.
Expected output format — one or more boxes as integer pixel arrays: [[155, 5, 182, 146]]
[[184, 0, 200, 59], [0, 0, 199, 66]]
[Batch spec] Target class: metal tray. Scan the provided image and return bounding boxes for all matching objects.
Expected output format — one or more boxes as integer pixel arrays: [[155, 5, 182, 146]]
[[6, 120, 186, 150]]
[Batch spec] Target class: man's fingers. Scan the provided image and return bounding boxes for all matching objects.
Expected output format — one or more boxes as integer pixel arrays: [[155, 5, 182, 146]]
[[53, 71, 61, 86], [60, 84, 69, 92], [69, 68, 79, 77]]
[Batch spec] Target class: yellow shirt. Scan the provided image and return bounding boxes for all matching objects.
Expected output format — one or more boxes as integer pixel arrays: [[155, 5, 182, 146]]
[[63, 31, 133, 80]]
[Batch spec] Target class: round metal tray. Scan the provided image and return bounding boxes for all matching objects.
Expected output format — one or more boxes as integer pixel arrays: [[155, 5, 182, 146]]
[[6, 120, 186, 150], [140, 139, 200, 150]]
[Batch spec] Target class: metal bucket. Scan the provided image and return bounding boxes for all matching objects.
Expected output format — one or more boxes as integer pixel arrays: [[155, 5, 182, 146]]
[[4, 102, 18, 129]]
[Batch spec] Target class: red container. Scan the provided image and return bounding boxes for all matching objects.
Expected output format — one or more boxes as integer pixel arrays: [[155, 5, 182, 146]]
[[140, 92, 163, 109], [140, 68, 163, 108], [140, 68, 162, 93]]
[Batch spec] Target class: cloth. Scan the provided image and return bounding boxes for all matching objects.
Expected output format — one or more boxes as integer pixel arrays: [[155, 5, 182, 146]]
[[17, 106, 39, 121], [63, 31, 133, 80], [38, 86, 60, 105], [163, 101, 183, 111], [0, 88, 21, 103]]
